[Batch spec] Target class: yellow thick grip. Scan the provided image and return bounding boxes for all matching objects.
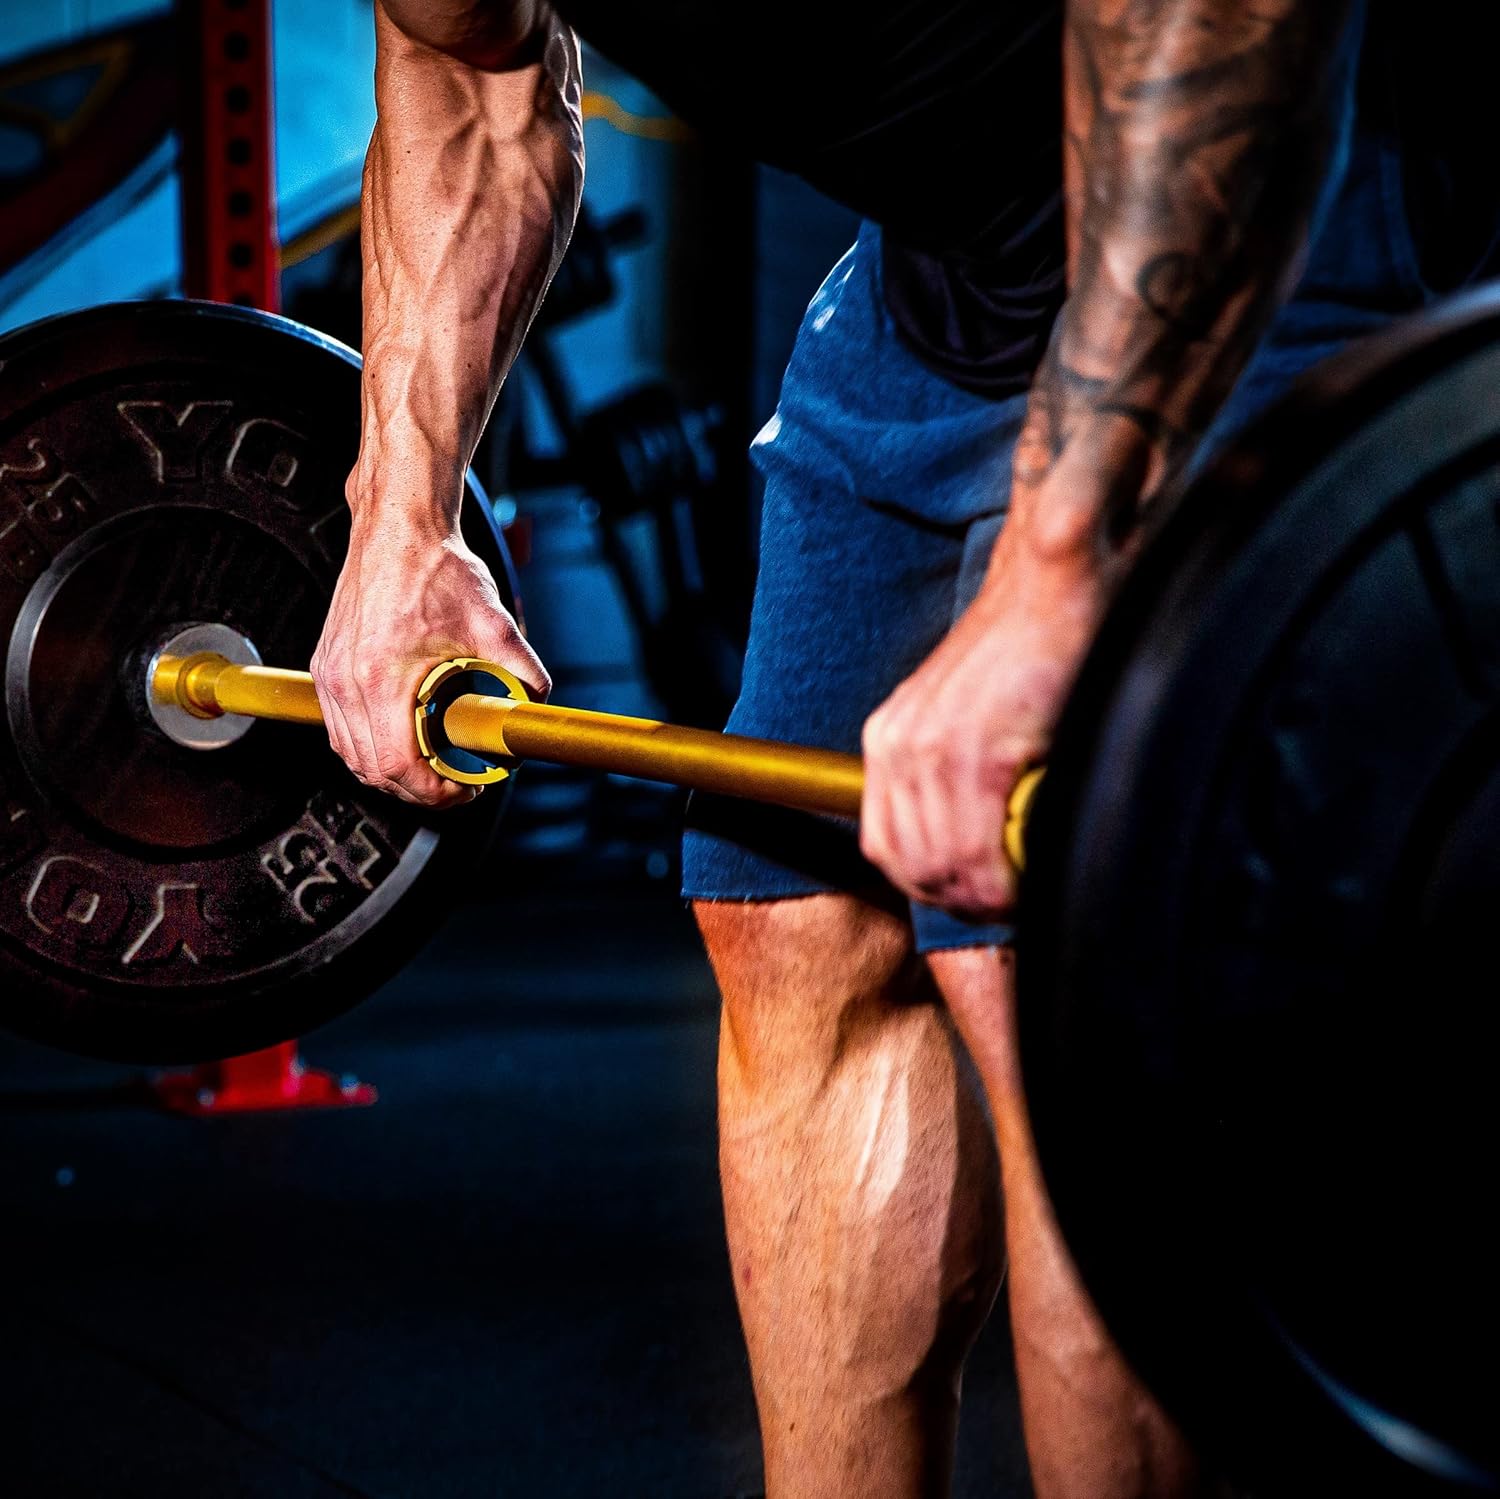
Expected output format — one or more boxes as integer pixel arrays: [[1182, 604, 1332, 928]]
[[1004, 766, 1046, 873], [413, 657, 532, 786], [152, 653, 1041, 867]]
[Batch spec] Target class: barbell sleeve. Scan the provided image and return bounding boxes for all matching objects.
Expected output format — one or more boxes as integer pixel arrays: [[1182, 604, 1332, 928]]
[[167, 654, 326, 726], [151, 653, 1040, 865]]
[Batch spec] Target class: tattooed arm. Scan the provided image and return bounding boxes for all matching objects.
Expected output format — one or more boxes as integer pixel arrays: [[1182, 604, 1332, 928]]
[[1017, 0, 1356, 562], [312, 0, 583, 805], [861, 0, 1356, 917]]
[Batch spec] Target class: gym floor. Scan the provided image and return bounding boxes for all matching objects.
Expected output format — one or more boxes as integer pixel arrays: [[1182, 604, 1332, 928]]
[[0, 847, 1033, 1498]]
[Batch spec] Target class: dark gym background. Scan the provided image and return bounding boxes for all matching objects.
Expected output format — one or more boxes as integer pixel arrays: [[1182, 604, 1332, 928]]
[[0, 3, 1032, 1493]]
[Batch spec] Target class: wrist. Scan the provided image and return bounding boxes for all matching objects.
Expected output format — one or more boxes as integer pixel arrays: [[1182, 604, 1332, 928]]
[[1007, 409, 1168, 572], [346, 435, 466, 538], [972, 497, 1122, 633]]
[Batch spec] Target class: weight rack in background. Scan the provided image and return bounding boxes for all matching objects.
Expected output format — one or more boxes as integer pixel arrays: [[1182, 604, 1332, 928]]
[[152, 0, 375, 1114]]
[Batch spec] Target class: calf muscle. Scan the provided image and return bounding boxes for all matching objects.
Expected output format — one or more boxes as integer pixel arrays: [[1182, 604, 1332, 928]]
[[698, 895, 1003, 1498], [930, 945, 1204, 1499]]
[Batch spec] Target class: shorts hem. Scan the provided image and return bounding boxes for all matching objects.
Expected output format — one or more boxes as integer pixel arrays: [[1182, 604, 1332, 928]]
[[681, 886, 836, 906]]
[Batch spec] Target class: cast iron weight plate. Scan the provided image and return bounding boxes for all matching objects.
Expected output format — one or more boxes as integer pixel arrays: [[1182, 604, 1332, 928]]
[[1019, 285, 1500, 1493], [0, 301, 515, 1064]]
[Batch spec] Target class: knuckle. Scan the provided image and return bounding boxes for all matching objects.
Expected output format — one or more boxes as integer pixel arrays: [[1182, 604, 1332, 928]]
[[374, 749, 416, 784], [384, 756, 452, 807], [954, 831, 994, 867], [909, 726, 951, 764], [352, 661, 386, 694]]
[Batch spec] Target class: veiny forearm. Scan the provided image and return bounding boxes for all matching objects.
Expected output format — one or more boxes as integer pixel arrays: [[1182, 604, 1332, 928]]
[[1008, 0, 1354, 571], [353, 2, 583, 532]]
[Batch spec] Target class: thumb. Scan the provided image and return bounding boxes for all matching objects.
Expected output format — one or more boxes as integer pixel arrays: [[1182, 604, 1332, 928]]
[[477, 618, 552, 703]]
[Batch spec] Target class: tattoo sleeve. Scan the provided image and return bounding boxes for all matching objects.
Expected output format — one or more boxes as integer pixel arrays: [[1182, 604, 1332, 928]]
[[1011, 0, 1356, 561]]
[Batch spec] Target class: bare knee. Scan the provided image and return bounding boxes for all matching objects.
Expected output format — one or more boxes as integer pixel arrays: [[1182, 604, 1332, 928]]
[[695, 894, 927, 1097]]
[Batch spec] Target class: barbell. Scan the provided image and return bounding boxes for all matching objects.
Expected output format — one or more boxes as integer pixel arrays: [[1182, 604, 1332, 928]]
[[2, 292, 1497, 1493], [144, 645, 1040, 863]]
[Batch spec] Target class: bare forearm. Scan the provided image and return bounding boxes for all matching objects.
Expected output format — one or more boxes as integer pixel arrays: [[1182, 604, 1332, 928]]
[[864, 3, 1360, 916], [1006, 0, 1354, 574], [354, 1, 583, 532]]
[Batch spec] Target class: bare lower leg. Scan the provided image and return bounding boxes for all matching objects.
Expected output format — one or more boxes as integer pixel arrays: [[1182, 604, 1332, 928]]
[[928, 944, 1202, 1499], [696, 895, 1004, 1499]]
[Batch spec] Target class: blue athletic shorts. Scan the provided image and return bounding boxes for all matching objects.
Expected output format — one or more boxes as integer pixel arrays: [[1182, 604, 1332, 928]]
[[683, 8, 1463, 952]]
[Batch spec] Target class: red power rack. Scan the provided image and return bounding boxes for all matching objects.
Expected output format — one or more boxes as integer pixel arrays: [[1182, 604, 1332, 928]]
[[153, 0, 375, 1115]]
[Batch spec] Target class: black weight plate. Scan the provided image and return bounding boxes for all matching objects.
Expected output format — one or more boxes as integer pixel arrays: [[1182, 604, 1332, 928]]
[[1020, 286, 1500, 1494], [0, 301, 516, 1064]]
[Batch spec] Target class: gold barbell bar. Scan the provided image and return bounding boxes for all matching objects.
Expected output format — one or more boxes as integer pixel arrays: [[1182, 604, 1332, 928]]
[[151, 653, 1040, 868]]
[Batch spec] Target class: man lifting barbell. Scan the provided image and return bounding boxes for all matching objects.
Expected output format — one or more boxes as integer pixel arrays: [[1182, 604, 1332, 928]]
[[300, 1, 1497, 1495]]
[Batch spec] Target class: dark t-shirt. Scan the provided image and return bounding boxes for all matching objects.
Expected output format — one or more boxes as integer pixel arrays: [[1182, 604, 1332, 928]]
[[554, 0, 1067, 398], [553, 4, 1500, 402]]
